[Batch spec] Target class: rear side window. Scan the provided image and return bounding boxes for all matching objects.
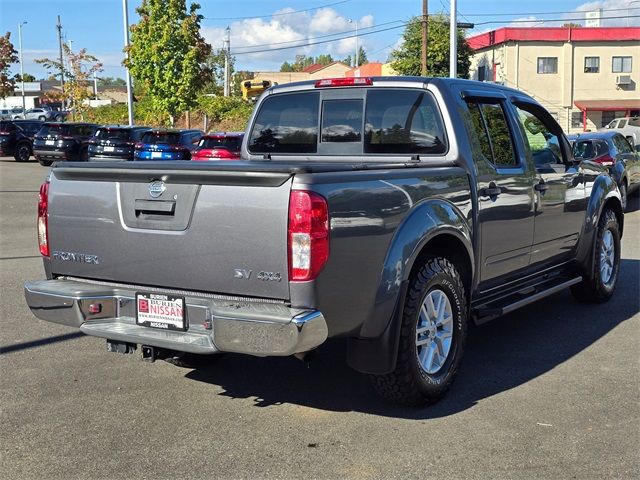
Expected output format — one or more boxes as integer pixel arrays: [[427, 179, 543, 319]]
[[0, 122, 17, 133], [249, 92, 319, 153], [466, 100, 517, 167], [364, 90, 446, 154], [613, 134, 633, 154], [142, 131, 181, 144]]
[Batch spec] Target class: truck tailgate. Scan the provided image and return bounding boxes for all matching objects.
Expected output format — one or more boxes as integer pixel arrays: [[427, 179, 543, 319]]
[[46, 165, 292, 300]]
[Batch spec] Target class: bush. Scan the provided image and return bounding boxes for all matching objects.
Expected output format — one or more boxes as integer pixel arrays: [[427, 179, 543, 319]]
[[82, 95, 253, 132]]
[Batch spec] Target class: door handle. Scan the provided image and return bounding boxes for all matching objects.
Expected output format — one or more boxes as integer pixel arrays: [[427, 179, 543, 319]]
[[135, 199, 176, 216], [534, 182, 549, 192], [480, 182, 501, 197]]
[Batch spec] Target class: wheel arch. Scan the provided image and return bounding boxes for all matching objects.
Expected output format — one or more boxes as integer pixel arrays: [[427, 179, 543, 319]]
[[347, 198, 474, 375]]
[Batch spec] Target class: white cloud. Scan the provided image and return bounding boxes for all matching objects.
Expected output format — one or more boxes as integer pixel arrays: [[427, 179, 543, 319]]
[[201, 7, 376, 71], [507, 16, 545, 27]]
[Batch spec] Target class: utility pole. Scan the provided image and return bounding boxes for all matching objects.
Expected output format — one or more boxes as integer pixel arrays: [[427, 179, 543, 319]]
[[56, 16, 65, 101], [223, 27, 230, 97], [18, 22, 27, 115], [421, 0, 428, 76], [355, 20, 359, 68], [449, 0, 457, 78], [93, 71, 98, 100], [122, 0, 134, 125]]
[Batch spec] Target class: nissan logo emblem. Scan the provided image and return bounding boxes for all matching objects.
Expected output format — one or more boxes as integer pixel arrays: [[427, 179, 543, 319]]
[[148, 180, 166, 198]]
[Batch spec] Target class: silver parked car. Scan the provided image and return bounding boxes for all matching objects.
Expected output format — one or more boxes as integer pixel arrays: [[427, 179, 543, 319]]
[[16, 107, 66, 122], [0, 108, 24, 120]]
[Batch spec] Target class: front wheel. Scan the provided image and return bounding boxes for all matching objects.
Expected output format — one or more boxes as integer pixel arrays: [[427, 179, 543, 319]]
[[14, 143, 31, 162], [38, 159, 53, 167], [620, 182, 627, 211], [371, 257, 468, 406], [571, 209, 620, 303], [38, 116, 46, 121]]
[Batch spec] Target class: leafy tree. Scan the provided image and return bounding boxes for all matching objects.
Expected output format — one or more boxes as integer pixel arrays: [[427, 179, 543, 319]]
[[35, 44, 103, 119], [15, 72, 36, 82], [125, 0, 212, 125], [203, 48, 234, 95], [98, 76, 126, 87], [390, 15, 472, 78], [342, 46, 368, 67], [315, 54, 334, 65], [0, 32, 18, 99]]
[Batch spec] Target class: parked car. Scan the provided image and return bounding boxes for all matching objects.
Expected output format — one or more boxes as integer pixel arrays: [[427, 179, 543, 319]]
[[32, 122, 98, 166], [134, 129, 203, 161], [601, 116, 640, 147], [0, 108, 24, 120], [24, 77, 624, 406], [17, 107, 65, 122], [569, 131, 640, 209], [192, 132, 243, 160], [88, 125, 151, 161], [0, 120, 43, 161]]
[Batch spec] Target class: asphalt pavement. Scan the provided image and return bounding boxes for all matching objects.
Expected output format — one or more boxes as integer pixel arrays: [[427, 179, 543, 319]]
[[1, 157, 639, 479]]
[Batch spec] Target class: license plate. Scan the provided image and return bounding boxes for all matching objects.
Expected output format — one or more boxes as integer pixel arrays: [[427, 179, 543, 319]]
[[104, 146, 115, 152], [136, 293, 186, 331], [45, 140, 54, 146], [151, 151, 163, 158]]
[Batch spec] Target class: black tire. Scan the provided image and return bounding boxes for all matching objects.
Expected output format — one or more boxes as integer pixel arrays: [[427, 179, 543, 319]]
[[620, 182, 628, 211], [14, 143, 31, 162], [38, 115, 46, 121], [371, 257, 468, 406], [163, 352, 224, 368], [571, 209, 620, 303], [38, 159, 53, 167]]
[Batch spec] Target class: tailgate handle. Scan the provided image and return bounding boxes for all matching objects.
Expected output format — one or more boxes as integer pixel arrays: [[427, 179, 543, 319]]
[[134, 199, 176, 216]]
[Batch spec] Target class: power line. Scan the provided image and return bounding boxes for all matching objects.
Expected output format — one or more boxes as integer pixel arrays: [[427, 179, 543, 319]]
[[462, 6, 640, 17], [232, 23, 407, 56], [203, 0, 352, 21], [474, 14, 640, 26], [232, 20, 405, 50]]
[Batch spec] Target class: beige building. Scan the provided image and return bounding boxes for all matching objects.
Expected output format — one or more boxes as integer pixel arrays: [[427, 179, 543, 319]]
[[468, 27, 640, 133], [254, 61, 351, 86]]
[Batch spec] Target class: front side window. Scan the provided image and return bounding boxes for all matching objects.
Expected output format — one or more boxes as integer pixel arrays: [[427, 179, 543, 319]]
[[514, 103, 565, 166], [584, 56, 600, 73], [321, 99, 362, 143], [537, 57, 558, 74], [364, 89, 446, 154], [249, 92, 319, 154], [612, 56, 632, 73], [465, 100, 517, 167]]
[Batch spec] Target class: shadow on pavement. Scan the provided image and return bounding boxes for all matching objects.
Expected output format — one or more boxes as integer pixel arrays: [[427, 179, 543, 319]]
[[0, 331, 85, 355], [186, 258, 639, 418]]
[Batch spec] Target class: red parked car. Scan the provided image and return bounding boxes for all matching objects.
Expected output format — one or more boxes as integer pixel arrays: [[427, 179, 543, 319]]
[[191, 132, 243, 161]]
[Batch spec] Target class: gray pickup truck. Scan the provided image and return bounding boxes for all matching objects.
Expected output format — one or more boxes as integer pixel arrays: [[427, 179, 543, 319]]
[[25, 77, 623, 406]]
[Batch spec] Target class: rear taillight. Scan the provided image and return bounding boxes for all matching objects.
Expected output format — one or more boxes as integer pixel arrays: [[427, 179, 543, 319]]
[[193, 148, 237, 160], [595, 154, 615, 166], [288, 191, 329, 281], [134, 142, 143, 149], [38, 181, 49, 257]]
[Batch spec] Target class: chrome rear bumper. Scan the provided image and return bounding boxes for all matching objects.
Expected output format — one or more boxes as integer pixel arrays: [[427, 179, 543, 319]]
[[24, 279, 328, 356]]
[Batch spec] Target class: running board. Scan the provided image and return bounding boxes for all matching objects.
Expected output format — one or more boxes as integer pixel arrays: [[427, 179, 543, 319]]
[[472, 276, 582, 325]]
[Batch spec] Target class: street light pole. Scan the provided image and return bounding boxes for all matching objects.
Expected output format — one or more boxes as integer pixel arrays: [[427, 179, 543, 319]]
[[449, 0, 457, 78], [18, 21, 27, 115], [348, 19, 359, 70], [122, 0, 134, 125]]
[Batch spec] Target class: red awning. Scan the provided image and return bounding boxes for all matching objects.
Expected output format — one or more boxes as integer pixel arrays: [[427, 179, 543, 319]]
[[574, 100, 640, 111]]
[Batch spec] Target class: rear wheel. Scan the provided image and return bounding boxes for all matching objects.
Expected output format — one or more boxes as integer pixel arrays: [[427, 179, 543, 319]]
[[571, 209, 620, 303], [38, 115, 46, 121], [620, 182, 628, 211], [38, 159, 53, 167], [14, 143, 31, 162], [371, 257, 467, 406]]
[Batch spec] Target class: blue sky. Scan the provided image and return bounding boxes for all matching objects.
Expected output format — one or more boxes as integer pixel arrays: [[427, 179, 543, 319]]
[[1, 0, 638, 80]]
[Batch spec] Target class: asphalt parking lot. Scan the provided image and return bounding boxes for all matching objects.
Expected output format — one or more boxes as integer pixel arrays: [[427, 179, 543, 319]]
[[1, 157, 639, 479]]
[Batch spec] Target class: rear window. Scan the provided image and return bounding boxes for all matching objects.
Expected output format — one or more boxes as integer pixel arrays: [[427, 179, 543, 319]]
[[37, 124, 70, 136], [200, 136, 242, 151], [629, 117, 640, 127], [95, 128, 133, 141], [364, 90, 447, 154], [0, 122, 18, 133], [574, 140, 609, 159], [141, 131, 181, 144], [248, 92, 319, 154]]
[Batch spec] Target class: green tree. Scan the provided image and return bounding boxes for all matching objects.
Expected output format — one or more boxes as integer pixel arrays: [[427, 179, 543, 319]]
[[343, 46, 368, 67], [203, 49, 234, 95], [125, 0, 212, 125], [15, 72, 36, 82], [35, 44, 103, 119], [98, 76, 126, 87], [390, 15, 472, 78], [279, 61, 295, 72], [0, 32, 18, 99]]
